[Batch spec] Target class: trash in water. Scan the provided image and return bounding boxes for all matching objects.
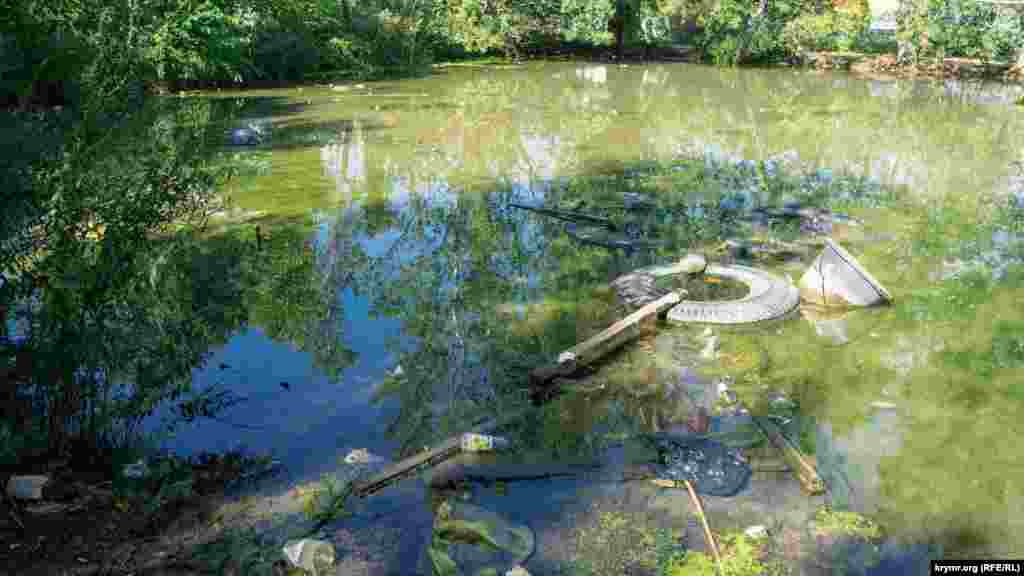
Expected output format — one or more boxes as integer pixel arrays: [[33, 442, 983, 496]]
[[744, 525, 769, 539], [6, 475, 50, 501], [282, 539, 336, 576], [122, 460, 149, 480], [460, 433, 510, 453], [799, 239, 892, 308], [717, 379, 738, 405], [644, 435, 752, 497], [343, 449, 387, 465]]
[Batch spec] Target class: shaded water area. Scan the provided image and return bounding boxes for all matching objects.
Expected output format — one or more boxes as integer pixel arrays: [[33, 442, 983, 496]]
[[141, 61, 1024, 573]]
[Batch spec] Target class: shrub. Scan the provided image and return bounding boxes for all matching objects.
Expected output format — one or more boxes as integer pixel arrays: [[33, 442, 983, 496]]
[[925, 0, 1024, 62], [781, 0, 871, 55], [697, 0, 807, 65]]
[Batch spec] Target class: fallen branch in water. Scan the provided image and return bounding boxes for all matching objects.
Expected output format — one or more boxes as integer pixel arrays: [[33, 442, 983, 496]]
[[530, 291, 681, 389], [350, 408, 532, 498], [684, 478, 723, 571], [508, 202, 617, 228], [750, 415, 825, 495]]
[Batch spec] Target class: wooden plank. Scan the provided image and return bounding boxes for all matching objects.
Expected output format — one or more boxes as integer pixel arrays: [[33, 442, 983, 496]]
[[529, 291, 682, 387], [351, 410, 530, 498], [751, 416, 825, 495], [352, 436, 463, 498]]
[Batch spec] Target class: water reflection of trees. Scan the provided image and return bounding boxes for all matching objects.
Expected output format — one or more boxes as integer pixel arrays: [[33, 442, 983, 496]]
[[210, 63, 1024, 458]]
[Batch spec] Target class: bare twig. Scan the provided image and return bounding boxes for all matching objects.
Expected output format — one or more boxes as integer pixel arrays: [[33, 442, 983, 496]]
[[683, 478, 722, 571]]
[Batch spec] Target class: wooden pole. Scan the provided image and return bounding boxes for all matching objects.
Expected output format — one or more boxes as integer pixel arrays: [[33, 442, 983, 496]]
[[751, 415, 825, 495], [351, 409, 531, 498], [529, 291, 681, 387], [683, 478, 722, 571]]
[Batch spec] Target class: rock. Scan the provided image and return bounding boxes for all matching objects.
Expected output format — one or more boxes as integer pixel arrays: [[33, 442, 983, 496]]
[[7, 475, 51, 500], [744, 525, 769, 539], [798, 239, 891, 308], [282, 539, 336, 576]]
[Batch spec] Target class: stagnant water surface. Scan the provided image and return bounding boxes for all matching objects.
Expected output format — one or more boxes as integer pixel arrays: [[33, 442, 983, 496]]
[[141, 61, 1024, 572]]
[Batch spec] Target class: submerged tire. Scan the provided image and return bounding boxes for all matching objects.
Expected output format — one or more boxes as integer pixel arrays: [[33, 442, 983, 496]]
[[666, 264, 799, 325]]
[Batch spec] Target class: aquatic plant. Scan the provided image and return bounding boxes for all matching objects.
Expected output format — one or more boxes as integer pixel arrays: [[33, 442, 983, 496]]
[[812, 507, 882, 540], [660, 531, 788, 576], [296, 473, 354, 528], [568, 510, 677, 576]]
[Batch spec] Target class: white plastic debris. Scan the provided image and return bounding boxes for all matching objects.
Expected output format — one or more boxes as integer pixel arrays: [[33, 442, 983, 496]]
[[6, 475, 50, 500], [460, 433, 510, 453], [393, 365, 404, 377], [744, 525, 769, 539], [343, 449, 386, 465], [506, 566, 532, 576], [700, 335, 720, 360], [717, 380, 738, 404], [122, 460, 149, 480], [282, 539, 336, 576]]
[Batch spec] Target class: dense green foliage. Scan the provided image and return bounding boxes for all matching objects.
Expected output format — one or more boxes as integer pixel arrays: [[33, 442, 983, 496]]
[[924, 0, 1024, 62], [782, 0, 872, 54], [0, 1, 349, 463], [895, 0, 1024, 64]]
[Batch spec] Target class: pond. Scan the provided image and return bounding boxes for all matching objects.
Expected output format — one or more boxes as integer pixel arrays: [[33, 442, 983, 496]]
[[142, 61, 1024, 573]]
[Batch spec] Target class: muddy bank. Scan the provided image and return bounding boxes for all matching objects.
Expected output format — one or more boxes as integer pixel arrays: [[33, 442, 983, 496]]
[[1, 450, 279, 575], [800, 51, 1024, 84]]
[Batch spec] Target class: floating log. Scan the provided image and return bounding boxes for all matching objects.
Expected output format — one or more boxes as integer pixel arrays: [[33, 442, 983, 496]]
[[751, 415, 825, 495], [529, 291, 682, 387], [508, 202, 616, 228], [353, 439, 464, 498]]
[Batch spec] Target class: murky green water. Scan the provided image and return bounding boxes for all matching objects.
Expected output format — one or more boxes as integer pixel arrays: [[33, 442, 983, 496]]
[[147, 61, 1024, 571]]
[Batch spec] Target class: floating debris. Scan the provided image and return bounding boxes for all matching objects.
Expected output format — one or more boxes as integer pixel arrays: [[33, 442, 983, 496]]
[[343, 449, 387, 466], [122, 460, 149, 480], [6, 475, 50, 501], [644, 435, 752, 497], [799, 239, 892, 308], [460, 433, 511, 453], [282, 539, 335, 576]]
